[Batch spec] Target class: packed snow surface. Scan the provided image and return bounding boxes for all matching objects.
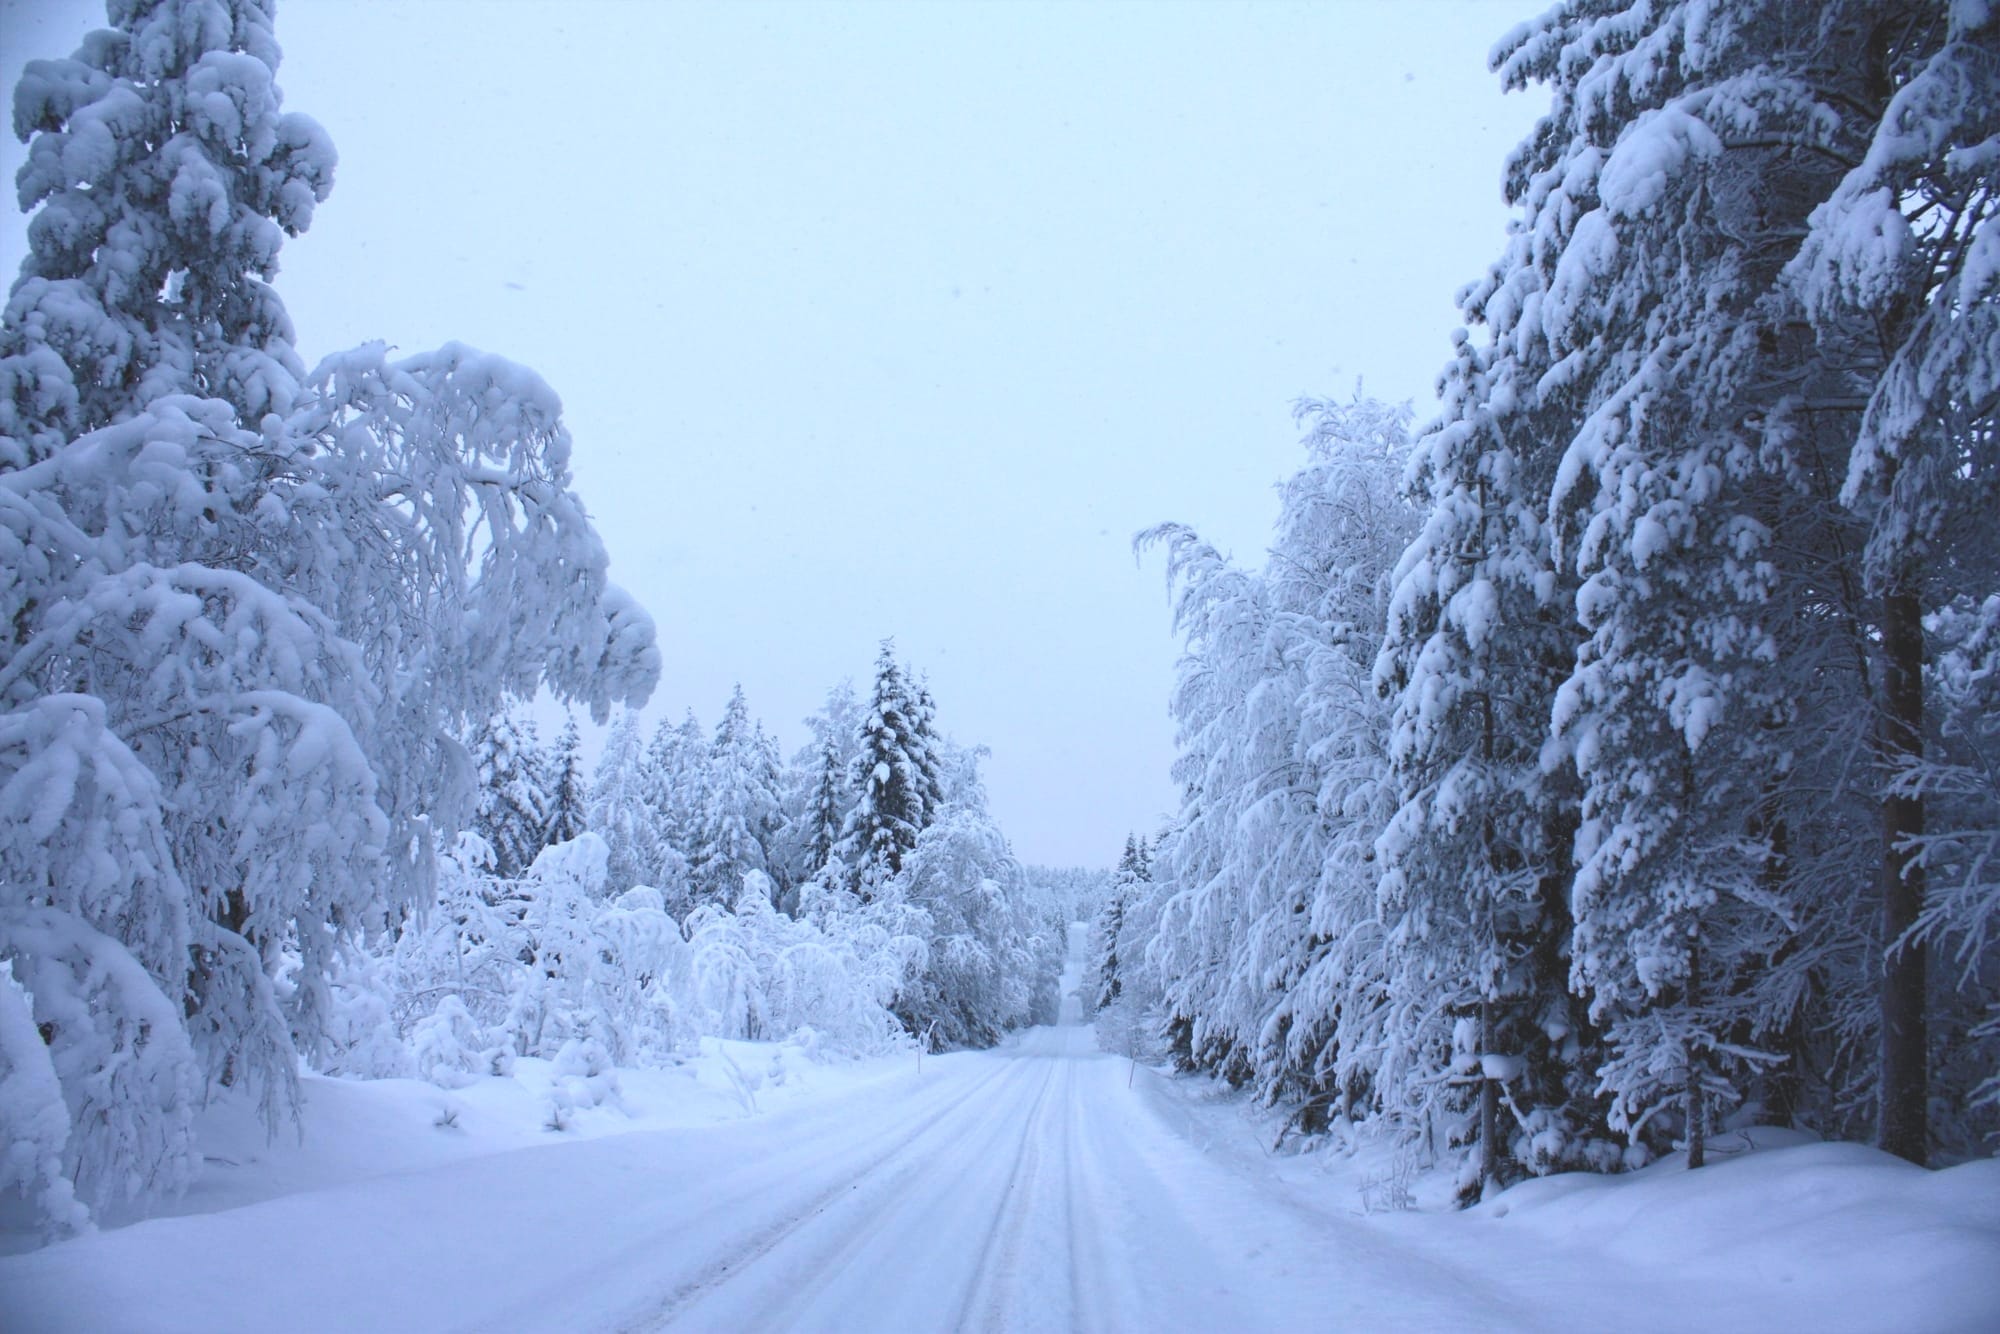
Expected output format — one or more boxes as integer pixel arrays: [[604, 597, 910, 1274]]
[[2, 927, 1995, 1332]]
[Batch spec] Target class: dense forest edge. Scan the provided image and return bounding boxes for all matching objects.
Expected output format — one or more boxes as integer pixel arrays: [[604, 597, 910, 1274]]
[[1088, 0, 2000, 1206]]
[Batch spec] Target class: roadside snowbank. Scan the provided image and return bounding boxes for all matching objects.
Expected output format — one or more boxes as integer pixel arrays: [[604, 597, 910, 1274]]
[[1471, 1129, 2000, 1331], [1, 1035, 912, 1253], [1135, 1065, 2000, 1333]]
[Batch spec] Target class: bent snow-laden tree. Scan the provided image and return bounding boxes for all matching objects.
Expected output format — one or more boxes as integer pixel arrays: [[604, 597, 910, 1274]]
[[1143, 396, 1419, 1131], [0, 0, 657, 1235]]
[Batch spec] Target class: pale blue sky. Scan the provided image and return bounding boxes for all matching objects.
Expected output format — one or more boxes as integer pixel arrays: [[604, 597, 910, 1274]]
[[2, 0, 1540, 866]]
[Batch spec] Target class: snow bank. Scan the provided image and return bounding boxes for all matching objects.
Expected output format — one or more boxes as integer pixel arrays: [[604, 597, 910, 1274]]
[[1135, 1069, 2000, 1334], [1468, 1128, 2000, 1334], [0, 1034, 910, 1256]]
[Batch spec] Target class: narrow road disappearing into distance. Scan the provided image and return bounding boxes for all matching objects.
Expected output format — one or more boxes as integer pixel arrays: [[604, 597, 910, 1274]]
[[616, 927, 1498, 1334]]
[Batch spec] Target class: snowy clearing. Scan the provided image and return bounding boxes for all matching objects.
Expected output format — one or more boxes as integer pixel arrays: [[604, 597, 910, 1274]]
[[2, 928, 1995, 1334]]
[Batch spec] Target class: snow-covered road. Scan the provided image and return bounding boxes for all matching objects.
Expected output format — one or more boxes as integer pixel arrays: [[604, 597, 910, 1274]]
[[626, 971, 1504, 1334], [6, 926, 1997, 1333]]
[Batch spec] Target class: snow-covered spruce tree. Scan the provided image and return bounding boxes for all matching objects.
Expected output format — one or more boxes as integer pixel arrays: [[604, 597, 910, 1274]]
[[749, 718, 791, 901], [1905, 597, 2000, 1131], [770, 675, 1059, 1049], [543, 712, 589, 849], [791, 680, 864, 885], [690, 685, 781, 906], [1789, 0, 2000, 1162], [1475, 1, 1890, 1171], [466, 703, 553, 878], [589, 708, 661, 895], [1485, 0, 1999, 1171], [802, 730, 850, 883], [644, 709, 706, 908], [908, 677, 949, 823], [0, 0, 657, 1228], [1382, 1, 1884, 1187], [837, 641, 943, 898], [1090, 835, 1144, 1012], [1374, 293, 1605, 1193], [0, 0, 332, 461]]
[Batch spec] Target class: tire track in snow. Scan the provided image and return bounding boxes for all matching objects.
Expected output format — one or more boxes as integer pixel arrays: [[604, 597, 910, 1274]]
[[950, 1047, 1067, 1332], [556, 1053, 1022, 1334], [1057, 1043, 1106, 1334], [636, 1051, 1050, 1332]]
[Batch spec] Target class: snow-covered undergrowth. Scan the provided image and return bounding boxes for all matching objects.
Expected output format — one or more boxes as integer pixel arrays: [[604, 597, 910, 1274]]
[[1, 1033, 909, 1256], [328, 832, 916, 1092]]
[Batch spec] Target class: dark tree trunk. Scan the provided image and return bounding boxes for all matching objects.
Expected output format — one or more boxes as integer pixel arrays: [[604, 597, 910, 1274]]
[[1756, 805, 1807, 1128], [1479, 998, 1499, 1199], [1686, 935, 1705, 1170], [1474, 677, 1502, 1205], [1878, 585, 1928, 1165]]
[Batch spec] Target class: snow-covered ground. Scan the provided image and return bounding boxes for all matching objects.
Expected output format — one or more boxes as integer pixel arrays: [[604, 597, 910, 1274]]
[[3, 928, 1995, 1333]]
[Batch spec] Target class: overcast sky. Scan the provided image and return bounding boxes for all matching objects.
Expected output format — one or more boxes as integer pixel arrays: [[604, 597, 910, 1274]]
[[1, 0, 1541, 868]]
